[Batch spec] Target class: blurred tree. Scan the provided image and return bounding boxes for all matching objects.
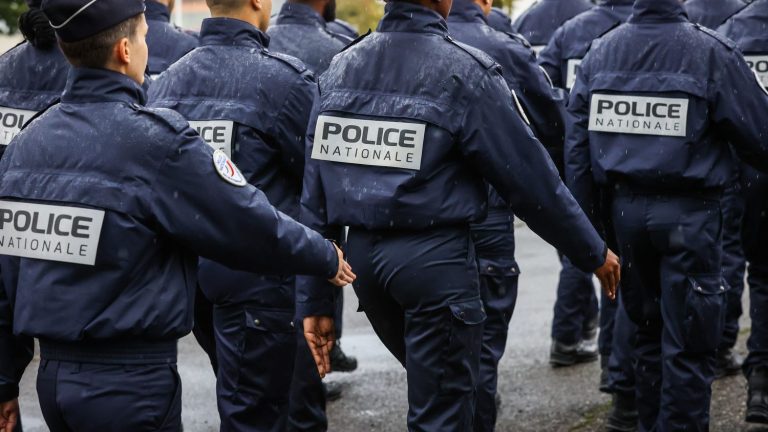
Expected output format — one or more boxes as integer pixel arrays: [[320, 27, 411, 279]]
[[337, 0, 384, 33], [0, 0, 26, 34]]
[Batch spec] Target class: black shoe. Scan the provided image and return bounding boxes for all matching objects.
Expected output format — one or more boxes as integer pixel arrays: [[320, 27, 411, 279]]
[[330, 343, 358, 372], [714, 348, 743, 379], [582, 315, 599, 342], [550, 339, 598, 367], [606, 392, 638, 432], [599, 355, 611, 393], [323, 381, 343, 402], [747, 367, 768, 424]]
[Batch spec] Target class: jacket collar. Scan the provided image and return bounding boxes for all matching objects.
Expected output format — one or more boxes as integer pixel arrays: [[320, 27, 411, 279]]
[[629, 0, 688, 23], [597, 0, 635, 6], [145, 0, 170, 23], [199, 17, 270, 49], [378, 1, 449, 36], [448, 0, 488, 25], [276, 2, 326, 27], [62, 68, 147, 106]]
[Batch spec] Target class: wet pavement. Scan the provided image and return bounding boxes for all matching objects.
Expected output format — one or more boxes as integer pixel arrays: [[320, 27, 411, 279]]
[[17, 226, 757, 431]]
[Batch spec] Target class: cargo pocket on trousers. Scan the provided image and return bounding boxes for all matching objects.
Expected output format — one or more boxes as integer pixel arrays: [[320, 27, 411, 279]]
[[478, 258, 520, 297], [238, 308, 297, 400], [440, 297, 487, 394], [683, 274, 727, 353]]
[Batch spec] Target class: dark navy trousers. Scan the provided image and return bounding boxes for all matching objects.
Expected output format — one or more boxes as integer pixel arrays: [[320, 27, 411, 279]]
[[288, 321, 328, 432], [719, 183, 746, 352], [347, 226, 485, 432], [612, 189, 726, 432], [552, 255, 599, 346], [471, 214, 519, 432], [741, 166, 768, 376], [606, 292, 637, 397], [37, 359, 182, 432]]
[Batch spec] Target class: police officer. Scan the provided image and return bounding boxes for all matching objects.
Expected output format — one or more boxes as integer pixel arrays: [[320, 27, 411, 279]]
[[145, 0, 198, 78], [297, 0, 621, 430], [684, 0, 751, 380], [685, 0, 747, 30], [327, 18, 359, 39], [148, 0, 322, 429], [0, 1, 355, 431], [268, 0, 350, 74], [0, 0, 70, 161], [447, 0, 567, 429], [718, 0, 768, 423], [566, 0, 768, 429], [511, 0, 593, 54], [487, 7, 514, 33]]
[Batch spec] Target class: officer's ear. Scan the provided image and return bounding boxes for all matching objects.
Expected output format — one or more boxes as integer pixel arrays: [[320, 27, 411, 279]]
[[251, 0, 272, 31]]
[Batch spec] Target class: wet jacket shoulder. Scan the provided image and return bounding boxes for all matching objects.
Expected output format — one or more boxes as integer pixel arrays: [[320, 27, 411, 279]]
[[0, 41, 70, 151], [267, 3, 347, 74], [487, 7, 514, 33], [145, 0, 198, 77], [149, 18, 316, 217], [565, 0, 768, 224], [684, 0, 747, 29], [0, 68, 337, 342], [538, 2, 633, 89], [511, 0, 594, 49], [718, 0, 768, 53]]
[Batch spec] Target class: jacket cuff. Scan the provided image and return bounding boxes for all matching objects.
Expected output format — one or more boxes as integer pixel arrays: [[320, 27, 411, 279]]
[[324, 240, 339, 279], [296, 275, 337, 318], [0, 383, 19, 403]]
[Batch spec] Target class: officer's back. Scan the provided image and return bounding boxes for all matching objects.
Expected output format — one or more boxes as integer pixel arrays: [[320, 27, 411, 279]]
[[0, 1, 69, 157], [145, 0, 198, 77], [512, 0, 594, 53], [268, 1, 347, 74], [685, 0, 747, 29], [538, 0, 634, 90]]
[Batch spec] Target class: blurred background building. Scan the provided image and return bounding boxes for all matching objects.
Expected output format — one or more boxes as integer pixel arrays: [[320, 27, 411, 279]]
[[1, 0, 534, 53]]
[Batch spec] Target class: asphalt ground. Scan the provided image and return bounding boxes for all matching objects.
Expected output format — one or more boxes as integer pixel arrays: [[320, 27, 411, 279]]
[[17, 226, 759, 431]]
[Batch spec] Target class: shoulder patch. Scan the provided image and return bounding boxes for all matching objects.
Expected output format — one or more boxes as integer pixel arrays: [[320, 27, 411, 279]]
[[264, 50, 308, 74], [694, 23, 737, 50], [445, 36, 499, 70], [504, 32, 531, 49], [340, 29, 372, 53], [212, 149, 247, 187]]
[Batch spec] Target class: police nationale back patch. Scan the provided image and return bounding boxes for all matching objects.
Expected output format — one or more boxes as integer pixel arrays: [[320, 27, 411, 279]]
[[311, 116, 425, 171], [212, 149, 247, 187], [0, 201, 104, 265], [588, 94, 688, 137], [0, 107, 37, 146], [745, 56, 768, 95], [189, 120, 235, 158]]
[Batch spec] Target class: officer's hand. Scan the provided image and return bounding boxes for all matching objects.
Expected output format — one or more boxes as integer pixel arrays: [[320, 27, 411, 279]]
[[328, 243, 356, 287], [304, 316, 335, 378], [0, 398, 19, 432], [594, 249, 620, 301]]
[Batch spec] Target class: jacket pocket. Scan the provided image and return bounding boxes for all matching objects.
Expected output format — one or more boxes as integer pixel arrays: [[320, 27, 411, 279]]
[[683, 274, 727, 353]]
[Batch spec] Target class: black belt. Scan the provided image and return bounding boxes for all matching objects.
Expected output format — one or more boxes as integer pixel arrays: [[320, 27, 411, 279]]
[[39, 338, 178, 365]]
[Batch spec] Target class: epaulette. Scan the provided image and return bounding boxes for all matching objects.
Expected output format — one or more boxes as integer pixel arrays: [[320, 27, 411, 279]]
[[694, 23, 737, 50], [504, 32, 532, 49], [133, 105, 190, 135], [584, 20, 624, 55], [340, 29, 372, 53], [264, 50, 309, 74], [445, 35, 500, 70], [19, 98, 59, 131]]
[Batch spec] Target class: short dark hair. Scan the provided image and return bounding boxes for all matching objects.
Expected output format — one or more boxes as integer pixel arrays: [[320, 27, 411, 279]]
[[58, 13, 143, 69]]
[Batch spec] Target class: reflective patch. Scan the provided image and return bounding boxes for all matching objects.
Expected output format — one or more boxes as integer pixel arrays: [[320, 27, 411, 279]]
[[531, 45, 546, 55], [566, 58, 583, 90], [511, 90, 531, 126], [0, 201, 104, 266], [538, 66, 554, 88], [0, 107, 37, 146], [744, 55, 768, 89], [189, 120, 235, 158], [212, 149, 247, 187], [589, 94, 689, 137], [311, 116, 425, 171]]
